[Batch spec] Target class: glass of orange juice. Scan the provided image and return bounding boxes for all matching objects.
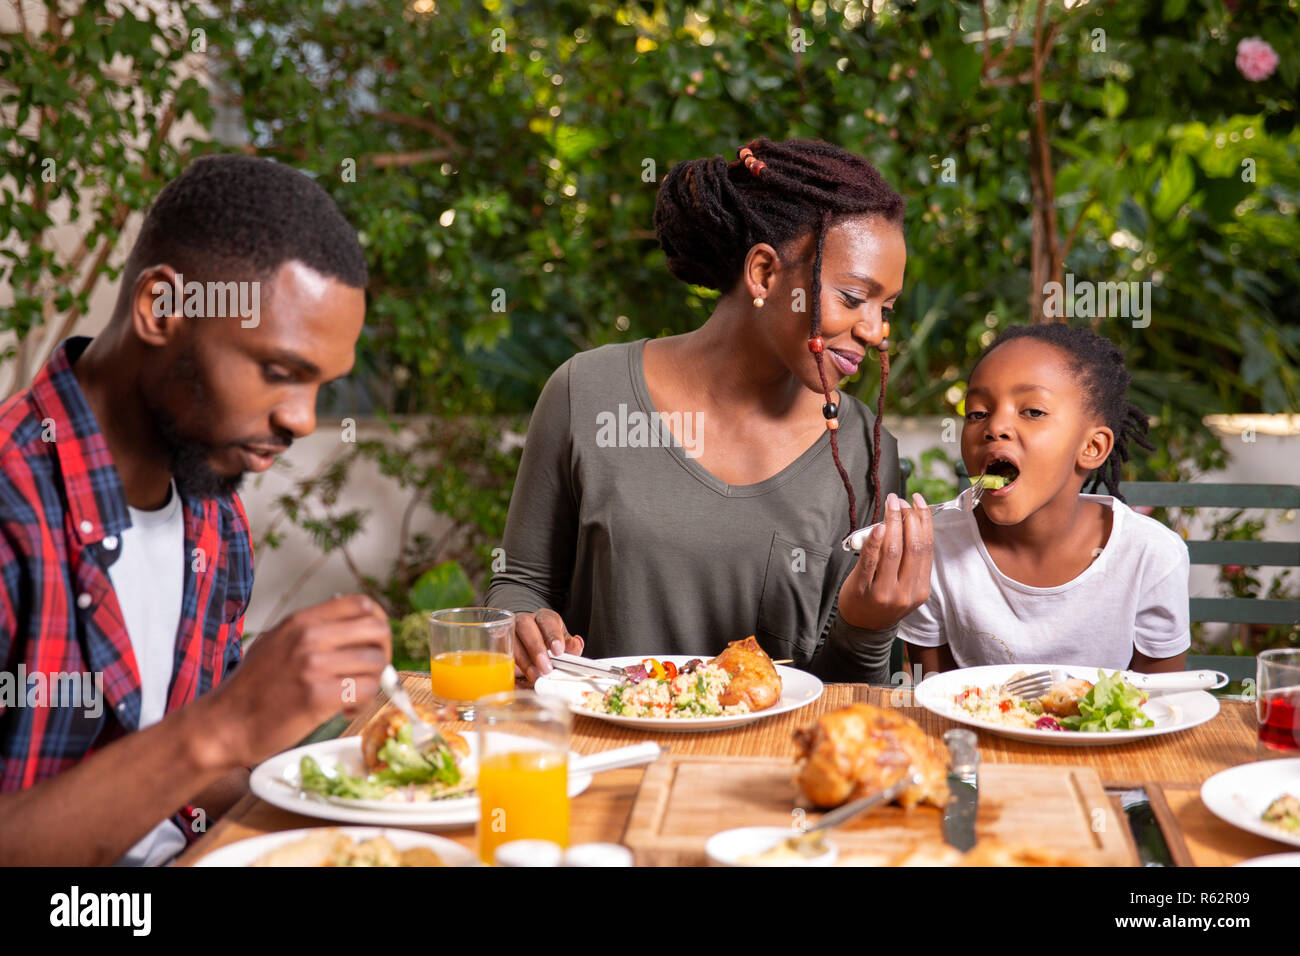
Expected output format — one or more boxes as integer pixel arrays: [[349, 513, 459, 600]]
[[428, 607, 517, 718], [474, 690, 571, 865]]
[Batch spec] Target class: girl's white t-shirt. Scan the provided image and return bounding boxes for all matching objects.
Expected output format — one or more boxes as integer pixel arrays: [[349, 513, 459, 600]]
[[899, 494, 1191, 669]]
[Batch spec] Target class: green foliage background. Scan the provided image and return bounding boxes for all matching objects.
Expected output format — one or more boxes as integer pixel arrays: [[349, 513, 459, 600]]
[[3, 0, 1298, 631]]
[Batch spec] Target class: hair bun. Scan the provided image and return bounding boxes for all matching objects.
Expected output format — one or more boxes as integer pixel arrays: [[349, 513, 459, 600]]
[[653, 155, 752, 291]]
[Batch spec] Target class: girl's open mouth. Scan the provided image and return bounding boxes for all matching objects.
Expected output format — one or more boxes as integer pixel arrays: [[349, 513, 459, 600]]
[[981, 457, 1021, 496]]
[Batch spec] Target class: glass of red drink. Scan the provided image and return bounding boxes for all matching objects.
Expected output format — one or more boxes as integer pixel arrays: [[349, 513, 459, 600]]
[[1257, 649, 1300, 754]]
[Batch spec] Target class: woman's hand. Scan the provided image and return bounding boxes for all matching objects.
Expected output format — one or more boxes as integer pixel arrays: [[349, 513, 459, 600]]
[[837, 492, 934, 631], [513, 608, 585, 686]]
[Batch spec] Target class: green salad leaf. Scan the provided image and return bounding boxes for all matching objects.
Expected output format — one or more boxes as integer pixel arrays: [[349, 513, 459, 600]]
[[1059, 669, 1154, 732], [298, 724, 461, 801]]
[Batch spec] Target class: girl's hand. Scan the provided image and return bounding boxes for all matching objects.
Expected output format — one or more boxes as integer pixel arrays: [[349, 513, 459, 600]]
[[837, 492, 934, 631]]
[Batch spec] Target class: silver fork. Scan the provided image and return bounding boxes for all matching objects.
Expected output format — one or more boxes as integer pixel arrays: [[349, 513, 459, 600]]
[[1003, 668, 1230, 699], [379, 664, 454, 754], [1000, 669, 1058, 699], [841, 474, 993, 552], [779, 773, 924, 857]]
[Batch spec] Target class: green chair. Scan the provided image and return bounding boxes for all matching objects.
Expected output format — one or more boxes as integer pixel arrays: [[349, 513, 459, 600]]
[[954, 460, 1300, 683]]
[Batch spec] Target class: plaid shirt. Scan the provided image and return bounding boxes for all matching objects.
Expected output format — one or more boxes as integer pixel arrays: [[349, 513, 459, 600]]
[[0, 337, 253, 840]]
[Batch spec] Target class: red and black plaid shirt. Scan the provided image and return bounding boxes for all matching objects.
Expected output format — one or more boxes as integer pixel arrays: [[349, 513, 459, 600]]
[[0, 337, 253, 839]]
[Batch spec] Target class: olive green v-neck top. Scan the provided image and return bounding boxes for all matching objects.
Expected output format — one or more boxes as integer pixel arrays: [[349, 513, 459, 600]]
[[484, 339, 902, 683]]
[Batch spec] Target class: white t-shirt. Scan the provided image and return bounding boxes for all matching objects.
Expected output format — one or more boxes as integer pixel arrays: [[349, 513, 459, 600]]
[[899, 493, 1191, 669], [108, 480, 187, 867]]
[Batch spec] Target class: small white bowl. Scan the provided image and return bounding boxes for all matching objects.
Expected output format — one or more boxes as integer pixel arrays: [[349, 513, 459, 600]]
[[705, 827, 837, 867]]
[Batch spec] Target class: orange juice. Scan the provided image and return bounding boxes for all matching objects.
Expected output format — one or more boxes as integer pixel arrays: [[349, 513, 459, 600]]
[[429, 650, 515, 701], [476, 750, 569, 863]]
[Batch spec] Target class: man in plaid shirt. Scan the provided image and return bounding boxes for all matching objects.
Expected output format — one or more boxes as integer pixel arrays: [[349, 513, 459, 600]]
[[0, 155, 392, 864]]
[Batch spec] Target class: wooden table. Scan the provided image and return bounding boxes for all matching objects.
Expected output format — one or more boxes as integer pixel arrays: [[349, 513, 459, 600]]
[[177, 675, 1289, 867]]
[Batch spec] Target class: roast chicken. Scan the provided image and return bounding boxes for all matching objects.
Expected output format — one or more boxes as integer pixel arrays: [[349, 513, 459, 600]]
[[1037, 678, 1095, 718], [711, 636, 783, 712], [793, 703, 949, 809], [361, 702, 467, 772]]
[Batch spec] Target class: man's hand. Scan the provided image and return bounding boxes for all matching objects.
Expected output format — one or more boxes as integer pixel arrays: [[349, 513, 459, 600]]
[[202, 594, 392, 767], [512, 608, 584, 686], [838, 492, 934, 631]]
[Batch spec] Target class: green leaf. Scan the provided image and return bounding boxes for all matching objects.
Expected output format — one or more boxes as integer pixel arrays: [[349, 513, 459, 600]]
[[1152, 152, 1195, 221], [409, 561, 476, 612], [1101, 79, 1127, 120]]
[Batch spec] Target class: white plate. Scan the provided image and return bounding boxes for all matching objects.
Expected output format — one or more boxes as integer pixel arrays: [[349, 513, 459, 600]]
[[913, 663, 1220, 747], [534, 655, 824, 733], [1234, 852, 1300, 867], [193, 826, 478, 867], [1202, 758, 1300, 850], [249, 735, 592, 828]]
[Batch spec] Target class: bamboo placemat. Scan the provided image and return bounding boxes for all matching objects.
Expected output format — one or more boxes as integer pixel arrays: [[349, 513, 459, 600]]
[[176, 674, 1259, 866], [1147, 782, 1298, 867]]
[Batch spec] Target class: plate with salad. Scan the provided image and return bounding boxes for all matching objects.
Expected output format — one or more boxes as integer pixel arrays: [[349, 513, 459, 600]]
[[534, 648, 823, 733], [914, 664, 1220, 746], [249, 729, 593, 827]]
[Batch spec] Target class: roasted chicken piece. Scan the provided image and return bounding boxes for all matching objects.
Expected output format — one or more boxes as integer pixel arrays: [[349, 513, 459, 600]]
[[361, 703, 467, 772], [711, 636, 783, 712], [1038, 678, 1094, 718], [793, 703, 948, 809]]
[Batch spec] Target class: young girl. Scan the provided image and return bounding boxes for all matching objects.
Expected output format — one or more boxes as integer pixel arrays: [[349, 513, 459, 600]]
[[487, 137, 934, 685], [901, 324, 1190, 673]]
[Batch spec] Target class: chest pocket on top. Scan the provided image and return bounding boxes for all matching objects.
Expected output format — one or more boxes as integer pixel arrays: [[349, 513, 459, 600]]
[[755, 533, 831, 662]]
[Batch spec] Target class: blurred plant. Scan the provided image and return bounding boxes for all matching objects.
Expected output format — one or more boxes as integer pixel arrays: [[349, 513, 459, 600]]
[[904, 445, 959, 503], [6, 0, 1297, 627], [0, 1, 228, 396]]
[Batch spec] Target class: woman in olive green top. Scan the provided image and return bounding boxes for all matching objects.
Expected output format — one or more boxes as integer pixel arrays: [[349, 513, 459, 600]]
[[487, 137, 934, 685]]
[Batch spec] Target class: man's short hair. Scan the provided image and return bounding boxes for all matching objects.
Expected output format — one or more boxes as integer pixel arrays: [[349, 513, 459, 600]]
[[125, 153, 368, 290]]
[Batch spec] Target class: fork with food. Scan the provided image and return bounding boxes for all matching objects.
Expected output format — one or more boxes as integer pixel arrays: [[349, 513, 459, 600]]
[[841, 472, 1007, 552]]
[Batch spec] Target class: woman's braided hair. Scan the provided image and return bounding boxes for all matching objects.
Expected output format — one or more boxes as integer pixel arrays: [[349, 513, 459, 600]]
[[652, 137, 906, 531], [971, 324, 1155, 500]]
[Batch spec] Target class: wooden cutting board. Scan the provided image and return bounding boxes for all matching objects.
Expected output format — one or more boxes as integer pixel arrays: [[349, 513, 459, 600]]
[[1146, 782, 1297, 867], [624, 755, 1136, 866]]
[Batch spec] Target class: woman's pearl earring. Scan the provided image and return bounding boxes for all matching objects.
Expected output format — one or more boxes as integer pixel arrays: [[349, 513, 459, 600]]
[[753, 296, 765, 308]]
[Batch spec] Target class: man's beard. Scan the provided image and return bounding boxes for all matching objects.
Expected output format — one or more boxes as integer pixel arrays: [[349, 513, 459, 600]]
[[154, 405, 245, 500], [149, 346, 245, 501]]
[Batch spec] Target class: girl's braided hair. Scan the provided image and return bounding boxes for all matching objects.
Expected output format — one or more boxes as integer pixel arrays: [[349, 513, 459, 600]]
[[971, 324, 1155, 500], [652, 137, 906, 531]]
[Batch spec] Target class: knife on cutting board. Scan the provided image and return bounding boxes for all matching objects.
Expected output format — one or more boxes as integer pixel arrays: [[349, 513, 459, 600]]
[[942, 728, 979, 852]]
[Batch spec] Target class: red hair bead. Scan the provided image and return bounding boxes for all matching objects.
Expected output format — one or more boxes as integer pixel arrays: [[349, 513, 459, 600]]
[[807, 336, 825, 354]]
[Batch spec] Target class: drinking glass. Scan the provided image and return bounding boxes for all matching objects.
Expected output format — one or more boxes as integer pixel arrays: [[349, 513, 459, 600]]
[[428, 607, 516, 718], [474, 690, 571, 864], [1257, 648, 1300, 754]]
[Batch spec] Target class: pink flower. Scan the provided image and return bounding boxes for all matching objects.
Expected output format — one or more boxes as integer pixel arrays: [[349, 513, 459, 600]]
[[1236, 37, 1279, 82]]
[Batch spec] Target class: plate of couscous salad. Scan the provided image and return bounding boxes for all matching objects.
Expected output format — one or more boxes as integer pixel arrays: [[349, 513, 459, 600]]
[[914, 663, 1219, 747], [534, 655, 824, 733]]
